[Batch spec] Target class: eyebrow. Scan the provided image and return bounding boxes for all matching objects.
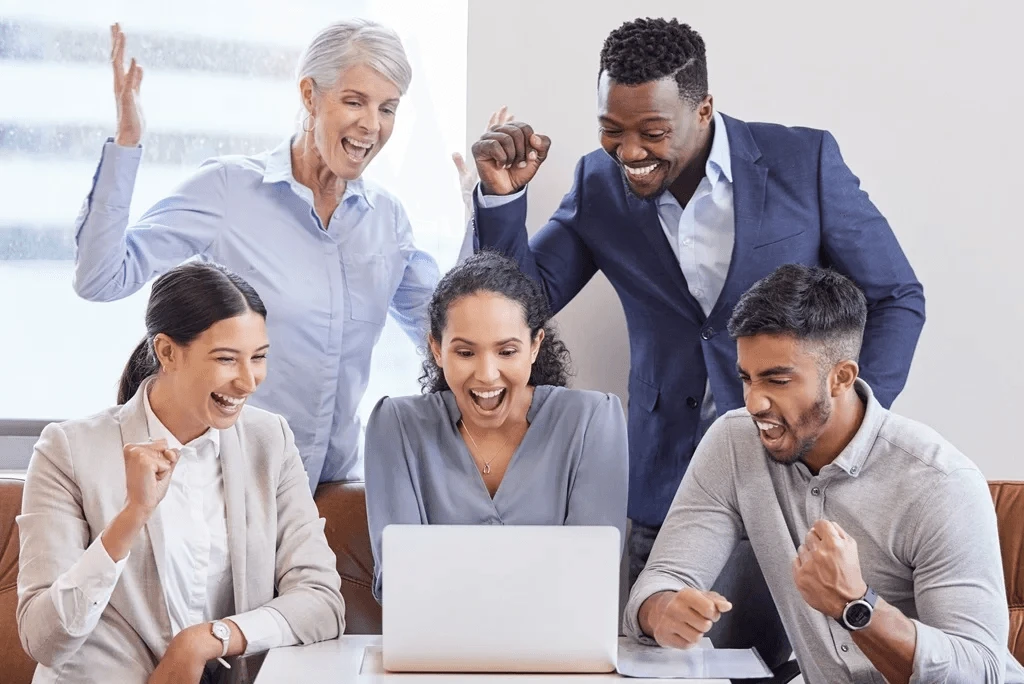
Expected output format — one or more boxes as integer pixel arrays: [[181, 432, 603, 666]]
[[340, 89, 400, 105], [598, 115, 671, 125], [450, 337, 524, 346], [209, 344, 270, 354], [736, 364, 796, 377]]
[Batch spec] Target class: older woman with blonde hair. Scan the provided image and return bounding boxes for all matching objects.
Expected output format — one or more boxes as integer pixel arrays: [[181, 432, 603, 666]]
[[72, 20, 439, 490]]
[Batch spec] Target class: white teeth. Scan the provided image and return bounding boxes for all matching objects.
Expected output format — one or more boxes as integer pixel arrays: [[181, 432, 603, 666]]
[[471, 389, 504, 399], [756, 421, 780, 432], [344, 137, 373, 149], [625, 163, 658, 178], [213, 392, 245, 406]]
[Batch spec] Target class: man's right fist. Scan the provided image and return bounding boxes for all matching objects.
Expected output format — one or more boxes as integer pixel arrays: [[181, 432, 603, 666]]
[[648, 588, 733, 649], [471, 121, 551, 196]]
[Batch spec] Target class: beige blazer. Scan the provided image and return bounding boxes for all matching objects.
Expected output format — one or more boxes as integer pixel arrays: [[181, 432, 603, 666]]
[[16, 386, 345, 683]]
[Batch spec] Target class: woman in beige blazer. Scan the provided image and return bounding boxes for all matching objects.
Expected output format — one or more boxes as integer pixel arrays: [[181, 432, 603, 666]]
[[17, 262, 345, 684]]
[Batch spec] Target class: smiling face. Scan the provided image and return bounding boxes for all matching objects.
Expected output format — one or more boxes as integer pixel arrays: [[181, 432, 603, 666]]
[[429, 291, 543, 433], [736, 333, 835, 465], [153, 311, 270, 438], [597, 72, 713, 199], [301, 62, 400, 181]]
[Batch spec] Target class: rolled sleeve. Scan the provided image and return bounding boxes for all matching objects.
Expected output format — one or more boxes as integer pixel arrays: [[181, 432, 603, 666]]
[[49, 536, 128, 638]]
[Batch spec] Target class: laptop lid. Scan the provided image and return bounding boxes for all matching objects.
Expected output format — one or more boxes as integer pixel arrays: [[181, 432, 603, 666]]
[[381, 524, 620, 673]]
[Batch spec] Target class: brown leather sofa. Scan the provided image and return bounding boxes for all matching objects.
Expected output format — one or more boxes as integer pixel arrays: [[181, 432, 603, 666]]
[[990, 481, 1024, 659], [1, 476, 1022, 683]]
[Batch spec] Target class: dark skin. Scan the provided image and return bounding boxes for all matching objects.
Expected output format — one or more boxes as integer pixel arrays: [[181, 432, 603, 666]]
[[640, 334, 916, 684], [472, 73, 715, 210]]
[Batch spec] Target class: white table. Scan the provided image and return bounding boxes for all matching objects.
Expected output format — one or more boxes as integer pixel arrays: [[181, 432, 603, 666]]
[[254, 635, 730, 683]]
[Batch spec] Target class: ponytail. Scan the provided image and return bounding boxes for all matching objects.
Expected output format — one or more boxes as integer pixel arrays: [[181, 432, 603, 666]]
[[118, 337, 158, 405]]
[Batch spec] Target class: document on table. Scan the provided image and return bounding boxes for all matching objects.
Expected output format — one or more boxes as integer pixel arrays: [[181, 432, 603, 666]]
[[616, 638, 773, 679]]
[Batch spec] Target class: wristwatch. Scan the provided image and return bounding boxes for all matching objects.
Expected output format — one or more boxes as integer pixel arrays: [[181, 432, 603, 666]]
[[210, 620, 232, 668], [840, 586, 878, 631]]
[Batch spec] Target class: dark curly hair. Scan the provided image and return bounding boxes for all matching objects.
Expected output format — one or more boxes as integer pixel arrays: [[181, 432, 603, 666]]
[[599, 17, 708, 107], [419, 251, 573, 393]]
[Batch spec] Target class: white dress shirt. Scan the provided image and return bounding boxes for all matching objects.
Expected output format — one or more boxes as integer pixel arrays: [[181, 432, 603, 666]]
[[654, 110, 735, 441], [469, 112, 736, 442], [141, 389, 297, 652], [47, 387, 298, 655]]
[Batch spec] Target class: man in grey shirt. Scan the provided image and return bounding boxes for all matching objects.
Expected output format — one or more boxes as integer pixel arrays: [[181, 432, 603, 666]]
[[624, 264, 1024, 683]]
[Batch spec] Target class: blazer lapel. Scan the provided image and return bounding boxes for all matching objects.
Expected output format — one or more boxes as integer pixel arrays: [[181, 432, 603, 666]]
[[622, 177, 704, 318], [709, 115, 768, 321], [220, 424, 249, 613], [111, 381, 174, 652]]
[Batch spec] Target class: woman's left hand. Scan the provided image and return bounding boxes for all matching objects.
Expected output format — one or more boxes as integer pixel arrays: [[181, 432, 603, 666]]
[[147, 626, 217, 684]]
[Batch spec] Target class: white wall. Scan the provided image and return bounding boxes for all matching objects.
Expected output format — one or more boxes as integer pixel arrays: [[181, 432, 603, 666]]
[[467, 0, 1024, 479]]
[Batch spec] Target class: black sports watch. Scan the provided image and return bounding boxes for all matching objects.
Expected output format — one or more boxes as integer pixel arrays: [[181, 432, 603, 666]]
[[840, 586, 878, 631]]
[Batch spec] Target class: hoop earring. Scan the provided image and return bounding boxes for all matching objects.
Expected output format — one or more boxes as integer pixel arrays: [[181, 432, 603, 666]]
[[302, 114, 314, 133]]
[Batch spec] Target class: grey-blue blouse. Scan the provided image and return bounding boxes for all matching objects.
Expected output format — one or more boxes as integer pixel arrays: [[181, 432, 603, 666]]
[[364, 385, 629, 601]]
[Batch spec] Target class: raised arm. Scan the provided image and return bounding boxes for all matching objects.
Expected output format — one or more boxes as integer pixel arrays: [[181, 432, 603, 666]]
[[17, 423, 179, 669], [73, 24, 225, 302], [818, 130, 925, 407], [471, 121, 599, 314]]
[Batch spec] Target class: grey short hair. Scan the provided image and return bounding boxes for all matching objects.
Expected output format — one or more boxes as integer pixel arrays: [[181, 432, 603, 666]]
[[296, 19, 412, 99]]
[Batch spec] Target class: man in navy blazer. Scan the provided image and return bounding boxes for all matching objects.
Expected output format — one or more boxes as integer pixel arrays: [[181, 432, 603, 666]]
[[469, 17, 924, 669]]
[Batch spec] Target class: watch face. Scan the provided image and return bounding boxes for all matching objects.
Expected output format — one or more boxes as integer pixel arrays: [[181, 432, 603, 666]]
[[212, 622, 231, 639], [845, 601, 872, 628]]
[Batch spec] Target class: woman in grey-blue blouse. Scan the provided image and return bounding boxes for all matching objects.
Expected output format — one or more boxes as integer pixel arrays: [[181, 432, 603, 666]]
[[364, 251, 628, 601]]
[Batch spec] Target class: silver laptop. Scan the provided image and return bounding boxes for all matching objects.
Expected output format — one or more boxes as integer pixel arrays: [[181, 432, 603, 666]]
[[381, 524, 620, 673]]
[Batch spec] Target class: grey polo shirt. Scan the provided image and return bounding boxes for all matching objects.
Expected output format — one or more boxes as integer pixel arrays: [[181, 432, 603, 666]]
[[624, 380, 1024, 683]]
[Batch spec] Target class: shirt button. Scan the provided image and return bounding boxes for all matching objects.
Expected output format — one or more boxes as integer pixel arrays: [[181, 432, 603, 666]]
[[682, 238, 693, 247], [686, 396, 699, 409], [701, 328, 715, 340], [811, 487, 821, 496], [694, 288, 704, 298], [850, 466, 859, 474], [840, 644, 850, 653]]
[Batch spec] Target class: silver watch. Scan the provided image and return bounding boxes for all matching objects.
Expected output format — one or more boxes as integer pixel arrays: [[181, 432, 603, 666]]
[[210, 620, 231, 658]]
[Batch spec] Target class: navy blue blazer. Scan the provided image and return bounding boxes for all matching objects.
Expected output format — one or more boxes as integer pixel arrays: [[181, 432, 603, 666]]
[[474, 113, 925, 527]]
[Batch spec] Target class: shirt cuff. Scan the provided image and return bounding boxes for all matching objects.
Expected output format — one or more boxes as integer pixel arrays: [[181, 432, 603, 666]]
[[475, 183, 525, 208], [50, 536, 129, 636], [229, 607, 299, 654], [93, 139, 144, 209]]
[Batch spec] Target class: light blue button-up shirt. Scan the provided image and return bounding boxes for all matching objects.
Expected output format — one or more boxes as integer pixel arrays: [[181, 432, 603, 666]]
[[73, 139, 440, 490], [655, 111, 735, 442]]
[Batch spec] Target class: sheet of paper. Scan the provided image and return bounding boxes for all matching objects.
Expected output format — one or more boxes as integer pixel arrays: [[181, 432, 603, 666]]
[[616, 639, 773, 679]]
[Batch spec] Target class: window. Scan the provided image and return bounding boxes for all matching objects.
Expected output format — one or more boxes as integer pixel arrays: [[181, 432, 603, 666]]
[[0, 0, 468, 421]]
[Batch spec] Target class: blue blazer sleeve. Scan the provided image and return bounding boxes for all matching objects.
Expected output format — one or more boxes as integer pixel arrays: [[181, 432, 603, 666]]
[[363, 397, 423, 604], [818, 131, 926, 407], [473, 158, 599, 314]]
